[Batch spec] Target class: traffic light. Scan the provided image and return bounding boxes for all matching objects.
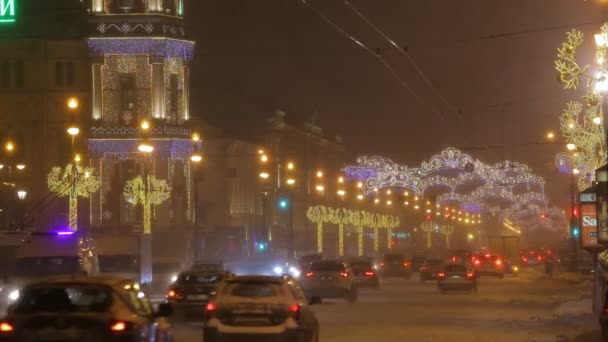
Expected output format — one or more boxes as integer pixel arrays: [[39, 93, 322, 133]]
[[570, 225, 580, 238], [255, 241, 268, 252], [278, 198, 289, 210]]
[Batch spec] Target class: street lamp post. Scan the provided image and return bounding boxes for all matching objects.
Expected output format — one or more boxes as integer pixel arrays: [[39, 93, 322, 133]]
[[191, 133, 203, 261]]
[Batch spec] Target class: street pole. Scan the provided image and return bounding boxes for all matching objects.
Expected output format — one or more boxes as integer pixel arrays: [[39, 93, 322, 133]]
[[193, 164, 199, 261], [593, 251, 602, 314], [288, 190, 295, 260], [570, 172, 578, 272]]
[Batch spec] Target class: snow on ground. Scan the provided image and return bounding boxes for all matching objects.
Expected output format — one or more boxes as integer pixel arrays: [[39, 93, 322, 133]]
[[170, 267, 602, 341]]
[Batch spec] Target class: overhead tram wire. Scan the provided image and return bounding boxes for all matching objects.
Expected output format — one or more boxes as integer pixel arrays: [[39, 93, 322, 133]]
[[343, 0, 461, 119], [299, 0, 445, 120]]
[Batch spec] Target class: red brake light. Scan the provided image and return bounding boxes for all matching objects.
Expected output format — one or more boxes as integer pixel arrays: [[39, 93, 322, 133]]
[[0, 323, 13, 333], [167, 290, 176, 298], [340, 272, 350, 278], [365, 271, 375, 276], [437, 272, 446, 278], [110, 322, 126, 332], [206, 302, 217, 313], [289, 304, 300, 320], [537, 256, 542, 261], [466, 272, 475, 279], [380, 262, 384, 267], [451, 256, 456, 262], [474, 260, 480, 266], [305, 272, 315, 278], [403, 262, 409, 267], [495, 259, 502, 266], [604, 308, 608, 313], [421, 266, 429, 271]]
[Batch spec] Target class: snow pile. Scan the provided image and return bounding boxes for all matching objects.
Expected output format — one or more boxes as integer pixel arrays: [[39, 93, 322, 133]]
[[554, 298, 592, 316]]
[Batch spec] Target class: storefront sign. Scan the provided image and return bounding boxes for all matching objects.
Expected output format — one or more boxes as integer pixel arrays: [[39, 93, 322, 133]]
[[580, 202, 601, 249], [0, 0, 15, 23]]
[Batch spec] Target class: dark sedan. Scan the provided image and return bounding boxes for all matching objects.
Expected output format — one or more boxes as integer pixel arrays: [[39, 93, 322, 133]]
[[0, 276, 172, 342], [420, 258, 445, 282], [437, 263, 477, 293], [348, 259, 380, 289], [167, 270, 231, 321]]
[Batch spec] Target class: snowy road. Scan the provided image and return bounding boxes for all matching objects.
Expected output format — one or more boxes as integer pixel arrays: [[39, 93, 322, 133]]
[[170, 269, 601, 341]]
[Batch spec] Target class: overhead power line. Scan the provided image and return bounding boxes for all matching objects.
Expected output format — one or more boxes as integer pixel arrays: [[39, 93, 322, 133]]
[[299, 0, 445, 120]]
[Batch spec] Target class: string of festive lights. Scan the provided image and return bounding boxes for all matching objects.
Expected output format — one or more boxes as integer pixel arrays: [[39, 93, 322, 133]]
[[123, 175, 171, 234]]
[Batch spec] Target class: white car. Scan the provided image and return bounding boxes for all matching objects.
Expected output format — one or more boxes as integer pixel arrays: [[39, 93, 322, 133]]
[[204, 275, 319, 342], [300, 260, 357, 303]]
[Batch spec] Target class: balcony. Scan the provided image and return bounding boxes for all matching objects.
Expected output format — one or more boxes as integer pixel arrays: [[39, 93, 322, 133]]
[[88, 13, 185, 38]]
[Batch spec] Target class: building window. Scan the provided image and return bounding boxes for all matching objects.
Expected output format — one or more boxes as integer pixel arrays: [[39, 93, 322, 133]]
[[169, 74, 179, 114], [1, 61, 10, 88], [120, 74, 137, 111], [65, 62, 74, 87], [13, 60, 24, 88], [55, 61, 64, 87], [163, 0, 176, 14]]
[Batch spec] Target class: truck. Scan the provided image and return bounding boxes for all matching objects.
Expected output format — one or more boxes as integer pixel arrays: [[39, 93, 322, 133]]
[[488, 236, 521, 265], [93, 233, 152, 285]]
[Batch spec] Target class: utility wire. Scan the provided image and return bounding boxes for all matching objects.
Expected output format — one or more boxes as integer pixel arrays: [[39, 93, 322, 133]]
[[299, 0, 445, 120], [344, 0, 461, 119]]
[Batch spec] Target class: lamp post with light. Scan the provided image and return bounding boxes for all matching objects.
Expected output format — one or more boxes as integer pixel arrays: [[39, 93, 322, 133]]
[[190, 133, 203, 260]]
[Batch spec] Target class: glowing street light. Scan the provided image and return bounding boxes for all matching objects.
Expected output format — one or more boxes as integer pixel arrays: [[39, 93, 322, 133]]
[[67, 126, 80, 136], [4, 141, 14, 153], [190, 153, 203, 163], [260, 154, 268, 163], [259, 172, 270, 179], [140, 119, 151, 131], [67, 97, 79, 110], [287, 162, 295, 170], [338, 176, 344, 183], [74, 154, 82, 163], [337, 190, 346, 197], [16, 164, 25, 170], [315, 185, 325, 192], [192, 132, 201, 142], [316, 170, 323, 178], [286, 178, 296, 186], [546, 131, 556, 140], [138, 141, 154, 153], [357, 194, 364, 200], [16, 190, 26, 200]]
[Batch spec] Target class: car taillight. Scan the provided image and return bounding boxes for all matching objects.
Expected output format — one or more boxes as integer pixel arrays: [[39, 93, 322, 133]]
[[206, 302, 217, 313], [474, 260, 480, 266], [403, 262, 410, 267], [365, 271, 375, 276], [167, 290, 176, 298], [288, 304, 300, 320], [0, 322, 13, 333], [305, 272, 315, 278], [604, 308, 608, 313], [495, 260, 502, 266], [466, 272, 475, 279], [537, 256, 542, 261], [340, 272, 350, 278], [437, 272, 446, 279], [451, 256, 457, 262], [380, 262, 385, 267], [110, 322, 127, 332], [421, 266, 429, 271]]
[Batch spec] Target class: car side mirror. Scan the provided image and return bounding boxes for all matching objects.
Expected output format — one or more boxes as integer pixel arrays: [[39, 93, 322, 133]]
[[156, 303, 173, 317]]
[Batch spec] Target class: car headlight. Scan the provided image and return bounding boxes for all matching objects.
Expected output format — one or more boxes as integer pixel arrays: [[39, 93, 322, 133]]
[[8, 290, 19, 302], [273, 266, 284, 275], [512, 266, 519, 272], [170, 274, 178, 283], [289, 267, 301, 278]]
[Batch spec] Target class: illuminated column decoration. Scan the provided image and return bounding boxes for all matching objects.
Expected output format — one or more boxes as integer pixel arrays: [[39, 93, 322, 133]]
[[123, 175, 171, 234], [440, 225, 455, 249], [348, 210, 366, 256], [387, 216, 400, 250], [183, 65, 190, 120], [331, 208, 349, 257], [556, 24, 608, 188], [421, 221, 434, 249], [152, 61, 165, 119], [306, 205, 331, 254], [92, 0, 103, 12], [92, 63, 103, 120], [48, 164, 101, 231], [370, 213, 380, 253]]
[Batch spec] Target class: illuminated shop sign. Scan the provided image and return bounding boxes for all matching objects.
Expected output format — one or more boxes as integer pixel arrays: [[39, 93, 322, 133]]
[[0, 0, 15, 24]]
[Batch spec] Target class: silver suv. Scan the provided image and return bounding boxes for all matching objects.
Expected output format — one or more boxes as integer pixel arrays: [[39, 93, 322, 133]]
[[300, 260, 357, 303]]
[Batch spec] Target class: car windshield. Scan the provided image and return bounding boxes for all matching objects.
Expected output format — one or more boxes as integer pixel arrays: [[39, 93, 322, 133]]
[[224, 281, 282, 298], [383, 254, 404, 261], [177, 272, 224, 285], [444, 264, 467, 272], [14, 285, 112, 313], [98, 255, 139, 273], [349, 261, 372, 271], [13, 257, 81, 277], [309, 262, 345, 272]]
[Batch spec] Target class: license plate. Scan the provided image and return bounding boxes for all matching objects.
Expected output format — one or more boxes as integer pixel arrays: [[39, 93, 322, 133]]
[[450, 276, 462, 279], [233, 316, 269, 324], [321, 277, 333, 280], [187, 294, 208, 300], [233, 304, 270, 315], [37, 329, 81, 340]]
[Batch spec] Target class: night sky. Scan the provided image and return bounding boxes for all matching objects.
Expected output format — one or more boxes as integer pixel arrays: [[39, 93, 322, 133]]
[[185, 0, 608, 207]]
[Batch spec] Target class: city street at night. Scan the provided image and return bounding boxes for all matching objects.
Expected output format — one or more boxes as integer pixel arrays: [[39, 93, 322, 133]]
[[171, 268, 600, 341]]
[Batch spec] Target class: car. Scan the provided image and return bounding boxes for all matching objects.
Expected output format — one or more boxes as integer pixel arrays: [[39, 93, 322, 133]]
[[420, 258, 445, 282], [502, 260, 519, 277], [472, 254, 504, 278], [300, 260, 357, 303], [437, 263, 477, 293], [409, 255, 428, 272], [203, 275, 319, 342], [0, 275, 172, 342], [378, 253, 411, 278], [520, 249, 544, 266], [167, 269, 232, 321], [348, 258, 380, 289]]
